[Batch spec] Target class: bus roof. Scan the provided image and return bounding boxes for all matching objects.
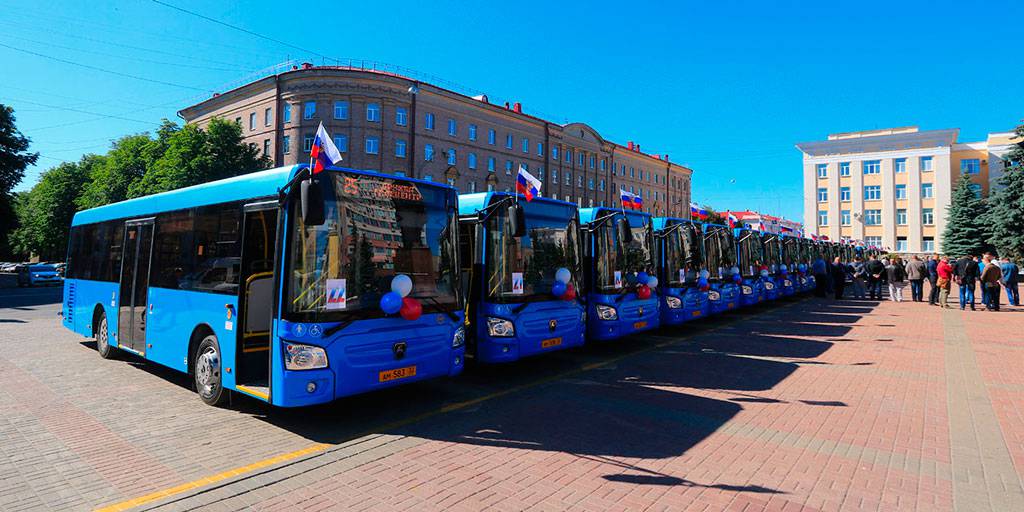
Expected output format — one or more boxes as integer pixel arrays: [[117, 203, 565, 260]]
[[457, 192, 576, 216], [652, 216, 697, 231], [578, 207, 651, 226]]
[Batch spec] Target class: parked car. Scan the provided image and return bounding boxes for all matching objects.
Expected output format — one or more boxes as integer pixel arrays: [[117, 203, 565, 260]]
[[16, 264, 63, 287], [0, 262, 19, 272]]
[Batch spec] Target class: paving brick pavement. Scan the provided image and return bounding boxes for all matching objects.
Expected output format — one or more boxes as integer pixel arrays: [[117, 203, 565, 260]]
[[3, 286, 1024, 511]]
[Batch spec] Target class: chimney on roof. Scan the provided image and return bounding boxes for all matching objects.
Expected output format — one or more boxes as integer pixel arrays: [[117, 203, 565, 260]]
[[212, 92, 219, 97], [627, 141, 634, 150], [301, 62, 313, 69], [472, 94, 489, 103], [291, 65, 298, 70], [664, 154, 669, 161], [504, 102, 510, 109], [636, 144, 641, 152], [512, 102, 522, 113]]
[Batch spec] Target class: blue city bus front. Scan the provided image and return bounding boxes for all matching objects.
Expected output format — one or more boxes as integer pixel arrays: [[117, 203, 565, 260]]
[[761, 232, 782, 301], [778, 234, 799, 296], [798, 238, 816, 293], [734, 227, 766, 307], [703, 223, 740, 314], [580, 208, 659, 341], [653, 217, 709, 324], [457, 192, 585, 363]]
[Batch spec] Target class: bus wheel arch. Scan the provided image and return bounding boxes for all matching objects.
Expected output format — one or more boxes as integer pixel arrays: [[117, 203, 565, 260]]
[[92, 304, 116, 359], [187, 324, 215, 376], [188, 324, 228, 406]]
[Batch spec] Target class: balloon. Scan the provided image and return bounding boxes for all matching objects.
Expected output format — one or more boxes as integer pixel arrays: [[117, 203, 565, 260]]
[[562, 283, 576, 301], [555, 267, 571, 284], [399, 297, 422, 321], [730, 266, 740, 275], [551, 280, 567, 297], [391, 274, 413, 297], [699, 269, 710, 279], [646, 276, 659, 289], [380, 292, 403, 315], [760, 269, 770, 277], [798, 263, 807, 273], [780, 264, 788, 272], [636, 284, 652, 300], [637, 271, 649, 284], [732, 273, 742, 284]]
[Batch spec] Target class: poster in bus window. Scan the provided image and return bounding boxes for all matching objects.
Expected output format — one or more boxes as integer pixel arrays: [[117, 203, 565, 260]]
[[325, 279, 347, 310], [679, 269, 685, 283], [614, 271, 622, 289], [511, 272, 524, 295]]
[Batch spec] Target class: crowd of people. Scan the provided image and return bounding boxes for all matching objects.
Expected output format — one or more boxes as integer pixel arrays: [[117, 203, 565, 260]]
[[813, 253, 1021, 311]]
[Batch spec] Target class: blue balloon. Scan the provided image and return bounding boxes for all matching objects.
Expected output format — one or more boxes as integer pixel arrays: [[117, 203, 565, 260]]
[[732, 273, 742, 283], [551, 280, 567, 297], [637, 271, 649, 284], [379, 292, 403, 315], [697, 277, 709, 288]]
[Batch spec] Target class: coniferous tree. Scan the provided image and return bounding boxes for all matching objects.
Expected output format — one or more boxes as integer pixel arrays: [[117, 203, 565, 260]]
[[986, 123, 1024, 261], [942, 174, 991, 257]]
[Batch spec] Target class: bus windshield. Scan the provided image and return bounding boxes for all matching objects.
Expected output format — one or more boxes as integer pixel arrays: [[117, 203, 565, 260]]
[[703, 226, 736, 279], [782, 238, 799, 266], [762, 233, 780, 270], [485, 200, 580, 302], [736, 230, 763, 277], [665, 222, 703, 286], [286, 172, 458, 321], [594, 214, 653, 293]]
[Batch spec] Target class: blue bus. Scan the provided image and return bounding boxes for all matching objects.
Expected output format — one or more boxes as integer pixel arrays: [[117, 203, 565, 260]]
[[62, 165, 465, 407], [761, 232, 783, 301], [653, 217, 709, 324], [778, 233, 800, 296], [457, 193, 585, 363], [798, 237, 816, 293], [703, 223, 740, 314], [580, 207, 659, 341], [734, 226, 766, 307]]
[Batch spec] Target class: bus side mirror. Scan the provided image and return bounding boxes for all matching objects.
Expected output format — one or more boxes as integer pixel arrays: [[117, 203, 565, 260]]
[[617, 218, 633, 244], [507, 203, 526, 237], [300, 178, 325, 226]]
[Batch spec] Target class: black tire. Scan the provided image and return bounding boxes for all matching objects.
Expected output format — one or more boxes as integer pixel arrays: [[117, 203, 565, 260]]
[[194, 334, 228, 406], [95, 312, 117, 360]]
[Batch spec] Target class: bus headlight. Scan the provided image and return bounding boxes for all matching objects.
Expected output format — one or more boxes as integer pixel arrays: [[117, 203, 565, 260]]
[[742, 286, 753, 295], [595, 304, 618, 320], [765, 282, 775, 290], [284, 342, 328, 371], [452, 326, 465, 348], [486, 317, 515, 337], [708, 290, 721, 301], [665, 296, 682, 309]]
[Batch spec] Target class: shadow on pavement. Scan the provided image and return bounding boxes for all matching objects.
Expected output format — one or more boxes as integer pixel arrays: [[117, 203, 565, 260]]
[[0, 284, 63, 309]]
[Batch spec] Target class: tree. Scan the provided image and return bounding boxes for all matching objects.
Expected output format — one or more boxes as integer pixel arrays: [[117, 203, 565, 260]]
[[10, 155, 97, 260], [0, 104, 39, 259], [986, 122, 1024, 261], [942, 174, 991, 257], [702, 205, 725, 226]]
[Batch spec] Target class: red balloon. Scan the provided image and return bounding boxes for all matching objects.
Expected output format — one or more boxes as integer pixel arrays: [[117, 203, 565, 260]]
[[636, 284, 652, 300], [562, 284, 576, 301], [399, 297, 422, 321]]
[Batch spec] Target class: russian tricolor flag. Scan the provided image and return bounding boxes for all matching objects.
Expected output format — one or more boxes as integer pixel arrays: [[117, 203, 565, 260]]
[[310, 122, 343, 174], [690, 202, 708, 220], [727, 212, 738, 229], [516, 165, 542, 201], [620, 189, 640, 210]]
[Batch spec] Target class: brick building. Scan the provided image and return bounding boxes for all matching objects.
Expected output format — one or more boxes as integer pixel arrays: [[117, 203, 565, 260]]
[[179, 64, 693, 216]]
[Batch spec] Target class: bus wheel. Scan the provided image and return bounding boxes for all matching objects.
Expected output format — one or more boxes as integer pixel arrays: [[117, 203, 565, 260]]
[[95, 313, 117, 360], [194, 335, 228, 406]]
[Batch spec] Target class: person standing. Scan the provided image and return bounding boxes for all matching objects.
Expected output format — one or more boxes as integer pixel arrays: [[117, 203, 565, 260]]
[[831, 257, 847, 299], [1000, 257, 1020, 306], [851, 256, 867, 299], [927, 254, 940, 305], [954, 255, 979, 311], [812, 256, 828, 297], [937, 256, 953, 308], [977, 256, 989, 307], [905, 255, 927, 302], [886, 257, 908, 302], [866, 255, 886, 300], [981, 255, 1002, 311]]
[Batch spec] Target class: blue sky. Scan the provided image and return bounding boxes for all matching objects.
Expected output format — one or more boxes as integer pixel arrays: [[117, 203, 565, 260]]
[[2, 0, 1022, 221]]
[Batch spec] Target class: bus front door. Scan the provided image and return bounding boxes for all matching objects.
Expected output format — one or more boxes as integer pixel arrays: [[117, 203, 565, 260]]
[[236, 204, 279, 397], [117, 219, 154, 355]]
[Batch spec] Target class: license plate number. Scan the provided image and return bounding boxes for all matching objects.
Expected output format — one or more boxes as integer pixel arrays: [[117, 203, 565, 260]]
[[691, 311, 702, 317], [633, 321, 648, 329], [541, 337, 562, 348], [727, 302, 735, 308], [379, 365, 417, 382]]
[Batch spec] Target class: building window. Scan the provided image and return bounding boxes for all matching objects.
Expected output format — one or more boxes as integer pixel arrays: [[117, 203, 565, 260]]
[[522, 138, 529, 153], [896, 209, 907, 225], [448, 119, 457, 136], [565, 171, 571, 185], [840, 187, 851, 201], [551, 146, 559, 160], [863, 160, 881, 175], [841, 210, 851, 226], [599, 179, 605, 191], [488, 128, 496, 145], [506, 134, 513, 149], [600, 159, 607, 171], [468, 181, 477, 193], [923, 237, 935, 252], [425, 112, 435, 130], [262, 139, 270, 157], [264, 108, 272, 126], [566, 149, 572, 163], [961, 158, 981, 174], [366, 103, 381, 122], [590, 156, 596, 169], [365, 137, 379, 154], [282, 135, 291, 154], [487, 157, 495, 173], [864, 185, 881, 200], [249, 112, 256, 130], [864, 209, 882, 225], [892, 157, 909, 174], [920, 156, 933, 172], [505, 160, 513, 175], [817, 187, 828, 202], [816, 163, 827, 178], [588, 178, 594, 190], [395, 107, 407, 126], [818, 211, 828, 226], [424, 144, 434, 161], [303, 134, 314, 152], [969, 183, 982, 198], [922, 208, 934, 225], [424, 174, 433, 182], [551, 169, 557, 182], [921, 183, 933, 198], [469, 124, 477, 141], [578, 152, 585, 166], [333, 101, 349, 120], [282, 104, 291, 123], [447, 148, 456, 165], [303, 101, 316, 119], [537, 166, 544, 180], [393, 171, 406, 177], [333, 134, 348, 153], [895, 184, 907, 200], [468, 153, 477, 170], [577, 175, 583, 187], [865, 236, 882, 247], [537, 142, 543, 156], [839, 162, 850, 176], [395, 139, 407, 158], [895, 238, 908, 252]]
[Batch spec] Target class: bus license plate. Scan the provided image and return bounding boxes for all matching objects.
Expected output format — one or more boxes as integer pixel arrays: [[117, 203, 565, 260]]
[[379, 365, 417, 382], [541, 337, 562, 348], [633, 321, 648, 329], [727, 302, 735, 308], [691, 311, 702, 317]]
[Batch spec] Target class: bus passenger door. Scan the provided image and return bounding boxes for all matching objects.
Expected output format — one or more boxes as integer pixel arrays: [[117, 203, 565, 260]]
[[236, 203, 278, 391], [118, 219, 155, 354]]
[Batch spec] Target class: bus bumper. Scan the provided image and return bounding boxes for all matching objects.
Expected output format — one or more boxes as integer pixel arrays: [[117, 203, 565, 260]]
[[587, 294, 660, 342], [661, 287, 709, 325], [474, 301, 586, 363], [708, 283, 740, 314], [739, 279, 763, 307]]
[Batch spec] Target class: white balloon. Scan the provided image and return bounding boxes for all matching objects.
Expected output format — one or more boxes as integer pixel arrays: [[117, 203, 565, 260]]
[[730, 266, 740, 275], [391, 274, 413, 297], [647, 276, 659, 289], [699, 269, 710, 279], [555, 267, 571, 284], [760, 269, 770, 277]]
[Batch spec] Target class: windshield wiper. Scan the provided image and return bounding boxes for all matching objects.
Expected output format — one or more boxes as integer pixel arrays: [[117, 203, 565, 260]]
[[411, 294, 458, 321]]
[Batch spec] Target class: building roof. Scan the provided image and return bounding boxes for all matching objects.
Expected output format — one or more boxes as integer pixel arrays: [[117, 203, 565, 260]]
[[796, 128, 960, 157]]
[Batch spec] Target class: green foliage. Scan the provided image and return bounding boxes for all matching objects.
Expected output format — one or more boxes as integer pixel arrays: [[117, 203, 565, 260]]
[[702, 206, 725, 226], [942, 174, 991, 257], [985, 123, 1024, 261], [0, 104, 39, 259], [10, 156, 97, 260]]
